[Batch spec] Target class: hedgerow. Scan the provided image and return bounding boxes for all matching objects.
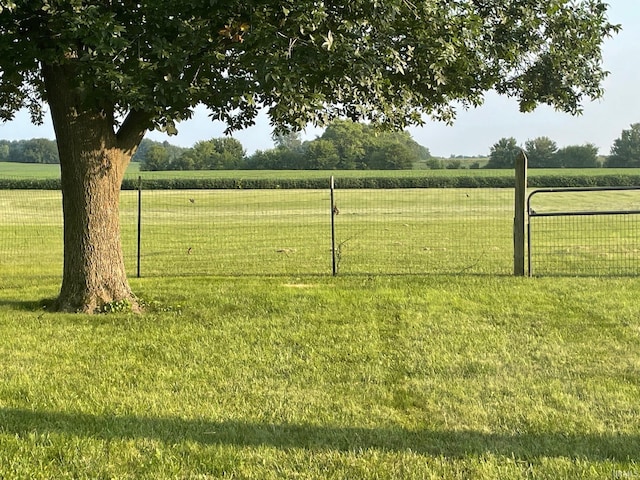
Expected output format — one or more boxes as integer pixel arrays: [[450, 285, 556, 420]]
[[1, 174, 639, 190]]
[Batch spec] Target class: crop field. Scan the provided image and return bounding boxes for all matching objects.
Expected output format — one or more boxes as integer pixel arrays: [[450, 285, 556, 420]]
[[2, 160, 640, 181]]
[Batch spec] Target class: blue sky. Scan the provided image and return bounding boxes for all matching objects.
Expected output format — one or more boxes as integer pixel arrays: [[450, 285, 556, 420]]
[[1, 1, 638, 158]]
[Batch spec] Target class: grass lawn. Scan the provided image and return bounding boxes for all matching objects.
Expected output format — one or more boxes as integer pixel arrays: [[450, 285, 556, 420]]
[[0, 274, 639, 478]]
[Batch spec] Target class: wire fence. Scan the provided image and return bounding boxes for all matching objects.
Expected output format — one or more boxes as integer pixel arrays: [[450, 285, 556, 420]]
[[1, 182, 515, 280], [527, 187, 640, 276]]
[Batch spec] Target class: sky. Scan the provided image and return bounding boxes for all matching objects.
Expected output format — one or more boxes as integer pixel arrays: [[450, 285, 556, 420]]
[[0, 1, 638, 158]]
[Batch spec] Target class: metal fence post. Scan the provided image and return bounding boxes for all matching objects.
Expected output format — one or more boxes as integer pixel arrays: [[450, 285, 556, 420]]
[[514, 150, 528, 276], [137, 175, 142, 278], [330, 176, 337, 276]]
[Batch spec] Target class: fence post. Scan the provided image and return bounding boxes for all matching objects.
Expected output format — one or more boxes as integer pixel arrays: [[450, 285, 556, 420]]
[[330, 176, 337, 276], [514, 150, 528, 276], [137, 175, 142, 278]]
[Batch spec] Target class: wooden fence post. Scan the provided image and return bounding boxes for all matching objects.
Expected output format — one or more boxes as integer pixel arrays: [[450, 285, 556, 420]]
[[514, 150, 528, 276]]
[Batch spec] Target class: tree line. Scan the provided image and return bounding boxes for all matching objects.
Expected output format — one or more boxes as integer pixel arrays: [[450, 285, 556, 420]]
[[5, 122, 640, 170], [138, 120, 431, 171], [487, 124, 640, 169], [0, 139, 59, 164]]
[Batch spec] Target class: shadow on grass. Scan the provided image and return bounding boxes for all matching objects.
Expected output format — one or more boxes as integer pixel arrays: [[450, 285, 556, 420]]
[[0, 408, 637, 460], [0, 299, 51, 311]]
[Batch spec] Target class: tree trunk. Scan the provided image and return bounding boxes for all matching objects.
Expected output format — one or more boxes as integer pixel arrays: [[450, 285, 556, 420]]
[[42, 64, 148, 312], [55, 144, 134, 313]]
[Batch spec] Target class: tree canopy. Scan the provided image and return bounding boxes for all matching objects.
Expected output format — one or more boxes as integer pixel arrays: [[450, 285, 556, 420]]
[[485, 136, 601, 169], [1, 1, 619, 135], [605, 123, 640, 168], [555, 144, 600, 168], [486, 137, 521, 169], [525, 136, 559, 168], [0, 138, 59, 163]]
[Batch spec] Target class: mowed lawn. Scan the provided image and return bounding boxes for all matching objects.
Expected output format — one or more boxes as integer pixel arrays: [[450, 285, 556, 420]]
[[0, 274, 639, 479]]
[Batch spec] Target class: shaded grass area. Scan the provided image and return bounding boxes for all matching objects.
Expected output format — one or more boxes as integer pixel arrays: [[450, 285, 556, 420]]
[[0, 275, 639, 478]]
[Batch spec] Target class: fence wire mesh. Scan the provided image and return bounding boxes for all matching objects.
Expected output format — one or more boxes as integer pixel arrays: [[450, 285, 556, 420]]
[[0, 189, 63, 280], [1, 185, 514, 280], [528, 188, 640, 276]]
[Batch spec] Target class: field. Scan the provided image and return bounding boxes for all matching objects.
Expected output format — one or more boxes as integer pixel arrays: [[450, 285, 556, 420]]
[[2, 160, 640, 180], [1, 166, 640, 478]]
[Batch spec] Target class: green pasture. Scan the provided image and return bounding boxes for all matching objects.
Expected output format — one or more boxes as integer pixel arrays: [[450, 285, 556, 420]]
[[2, 160, 640, 181], [2, 188, 514, 279], [4, 185, 640, 280]]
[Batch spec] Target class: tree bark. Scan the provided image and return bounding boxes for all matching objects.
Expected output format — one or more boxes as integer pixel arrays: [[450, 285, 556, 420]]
[[42, 63, 148, 312]]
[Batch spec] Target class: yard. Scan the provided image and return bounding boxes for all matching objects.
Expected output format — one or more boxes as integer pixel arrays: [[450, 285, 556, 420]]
[[0, 166, 639, 478]]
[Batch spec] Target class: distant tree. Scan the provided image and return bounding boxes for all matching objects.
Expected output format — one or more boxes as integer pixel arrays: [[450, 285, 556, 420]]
[[426, 158, 444, 170], [132, 138, 155, 163], [320, 120, 367, 169], [555, 144, 600, 168], [245, 119, 429, 170], [368, 142, 415, 169], [0, 141, 9, 162], [367, 129, 429, 168], [139, 144, 171, 171], [486, 137, 520, 169], [605, 124, 640, 168], [273, 132, 304, 152], [445, 159, 463, 169], [9, 138, 59, 164], [174, 138, 245, 170], [209, 138, 245, 169], [525, 137, 559, 168], [243, 149, 277, 170], [303, 139, 340, 169], [137, 140, 187, 170]]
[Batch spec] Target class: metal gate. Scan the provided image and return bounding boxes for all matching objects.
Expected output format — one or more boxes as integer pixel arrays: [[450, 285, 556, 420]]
[[527, 186, 640, 276]]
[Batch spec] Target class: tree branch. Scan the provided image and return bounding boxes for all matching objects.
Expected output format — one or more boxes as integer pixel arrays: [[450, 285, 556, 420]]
[[116, 109, 152, 157]]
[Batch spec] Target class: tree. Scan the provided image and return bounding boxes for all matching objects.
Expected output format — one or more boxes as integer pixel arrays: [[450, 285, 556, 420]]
[[525, 136, 559, 168], [245, 120, 430, 170], [244, 148, 280, 169], [136, 139, 186, 170], [486, 138, 521, 169], [320, 120, 367, 169], [0, 138, 60, 163], [139, 144, 171, 171], [605, 124, 640, 168], [273, 131, 303, 153], [303, 139, 340, 169], [177, 138, 245, 170], [426, 158, 444, 170], [555, 144, 600, 168], [0, 1, 619, 312], [367, 139, 416, 170], [9, 138, 59, 164], [0, 140, 9, 162]]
